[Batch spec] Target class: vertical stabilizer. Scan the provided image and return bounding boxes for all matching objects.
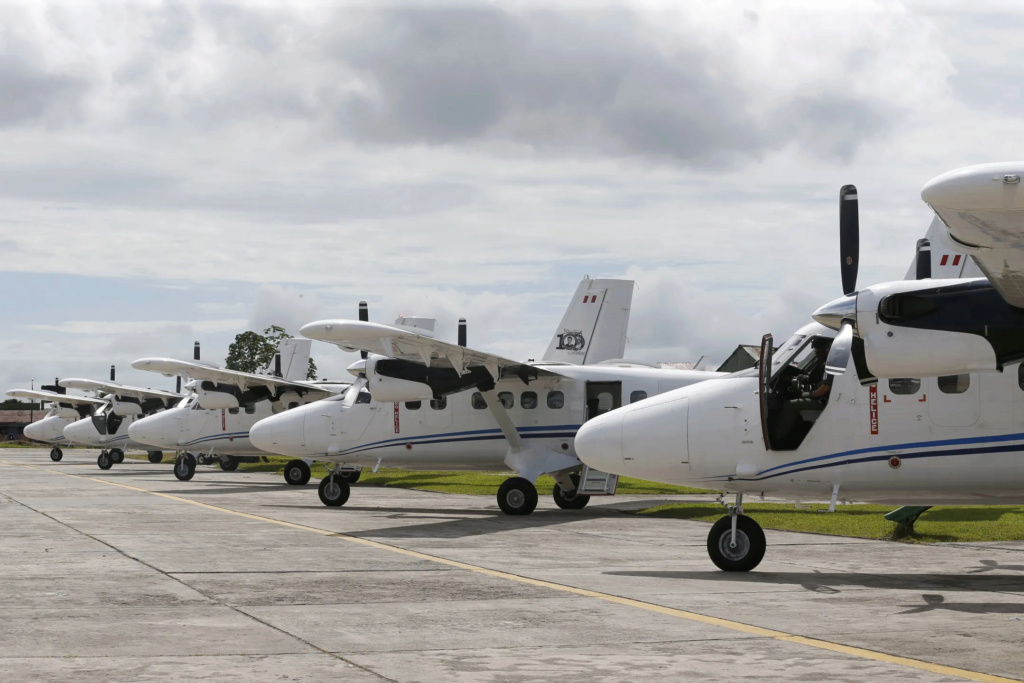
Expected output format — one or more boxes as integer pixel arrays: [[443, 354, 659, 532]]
[[273, 338, 312, 381], [542, 278, 633, 365], [905, 217, 985, 280]]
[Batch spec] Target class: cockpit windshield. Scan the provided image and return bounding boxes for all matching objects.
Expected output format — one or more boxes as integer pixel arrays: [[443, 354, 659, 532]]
[[771, 334, 807, 373]]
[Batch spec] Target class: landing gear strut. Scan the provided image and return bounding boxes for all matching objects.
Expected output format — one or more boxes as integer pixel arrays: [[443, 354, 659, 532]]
[[707, 493, 766, 572], [497, 477, 538, 515], [174, 452, 197, 481], [318, 467, 350, 507], [49, 447, 63, 462], [97, 450, 113, 470], [284, 459, 311, 486], [552, 472, 590, 510]]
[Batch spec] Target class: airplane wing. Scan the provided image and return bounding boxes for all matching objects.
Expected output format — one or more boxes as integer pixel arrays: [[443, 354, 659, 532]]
[[130, 358, 339, 398], [300, 319, 564, 382], [6, 389, 106, 407], [59, 378, 182, 402], [923, 163, 1024, 307]]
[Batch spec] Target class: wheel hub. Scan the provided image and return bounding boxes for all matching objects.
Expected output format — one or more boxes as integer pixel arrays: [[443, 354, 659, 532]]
[[718, 529, 750, 561], [506, 489, 525, 508], [325, 482, 341, 500]]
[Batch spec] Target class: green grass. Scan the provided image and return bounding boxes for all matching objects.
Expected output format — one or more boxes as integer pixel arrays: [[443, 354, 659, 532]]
[[636, 502, 1024, 543]]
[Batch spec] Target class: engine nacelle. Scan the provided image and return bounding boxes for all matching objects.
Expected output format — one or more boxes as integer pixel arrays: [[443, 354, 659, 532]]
[[110, 397, 143, 416], [857, 281, 1001, 378], [365, 357, 434, 402], [195, 386, 240, 410]]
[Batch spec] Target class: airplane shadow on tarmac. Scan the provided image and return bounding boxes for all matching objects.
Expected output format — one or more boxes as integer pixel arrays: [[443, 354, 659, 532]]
[[606, 566, 1024, 602]]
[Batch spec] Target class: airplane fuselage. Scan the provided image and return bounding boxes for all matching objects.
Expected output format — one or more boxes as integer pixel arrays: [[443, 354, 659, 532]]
[[23, 412, 76, 446], [251, 364, 724, 471], [578, 328, 1024, 505]]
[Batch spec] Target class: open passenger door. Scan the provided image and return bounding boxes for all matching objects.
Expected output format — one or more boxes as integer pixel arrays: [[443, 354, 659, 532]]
[[758, 333, 773, 451]]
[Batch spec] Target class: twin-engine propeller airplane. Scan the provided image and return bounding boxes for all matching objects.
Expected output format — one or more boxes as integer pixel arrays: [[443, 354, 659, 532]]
[[6, 385, 105, 460], [250, 277, 724, 513], [59, 368, 182, 469], [129, 338, 349, 482], [576, 161, 1024, 572]]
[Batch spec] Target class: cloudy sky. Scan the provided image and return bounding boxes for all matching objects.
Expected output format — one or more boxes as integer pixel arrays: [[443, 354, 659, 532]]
[[2, 0, 1022, 393]]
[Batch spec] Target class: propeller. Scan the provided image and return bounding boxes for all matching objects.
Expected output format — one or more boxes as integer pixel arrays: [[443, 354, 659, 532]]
[[359, 301, 369, 360], [824, 185, 860, 376], [915, 239, 931, 280]]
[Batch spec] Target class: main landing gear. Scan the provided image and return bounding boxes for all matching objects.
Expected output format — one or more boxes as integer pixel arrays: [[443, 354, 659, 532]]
[[284, 460, 311, 486], [552, 472, 590, 511], [147, 451, 163, 464], [97, 449, 123, 470], [497, 477, 539, 515], [49, 447, 63, 462], [219, 456, 239, 472], [174, 452, 197, 481], [707, 493, 766, 572], [318, 466, 351, 507]]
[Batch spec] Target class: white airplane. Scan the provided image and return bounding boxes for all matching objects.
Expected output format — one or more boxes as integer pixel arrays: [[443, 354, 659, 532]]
[[59, 371, 182, 469], [128, 337, 349, 483], [6, 387, 105, 460], [575, 162, 1024, 572], [250, 277, 724, 513]]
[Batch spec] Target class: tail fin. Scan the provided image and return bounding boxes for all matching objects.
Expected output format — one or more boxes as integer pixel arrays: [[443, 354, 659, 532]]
[[904, 217, 985, 280], [541, 278, 633, 365], [272, 338, 312, 381]]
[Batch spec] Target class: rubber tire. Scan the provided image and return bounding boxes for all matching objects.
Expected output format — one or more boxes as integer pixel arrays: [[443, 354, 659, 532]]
[[318, 477, 350, 507], [284, 460, 311, 486], [111, 449, 124, 464], [337, 469, 361, 484], [497, 477, 539, 516], [174, 453, 197, 481], [97, 451, 113, 470], [50, 447, 63, 462], [707, 514, 767, 572], [552, 478, 590, 510], [147, 451, 163, 464], [220, 456, 239, 472]]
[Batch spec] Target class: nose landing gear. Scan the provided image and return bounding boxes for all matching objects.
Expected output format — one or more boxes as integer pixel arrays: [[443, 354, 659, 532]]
[[284, 459, 311, 486], [318, 466, 351, 507], [97, 450, 113, 470], [174, 452, 197, 481], [707, 493, 766, 572], [49, 447, 63, 462]]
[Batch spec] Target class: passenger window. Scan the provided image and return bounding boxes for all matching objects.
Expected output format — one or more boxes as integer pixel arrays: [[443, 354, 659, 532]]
[[888, 378, 920, 395], [430, 396, 447, 410], [355, 391, 372, 404], [471, 392, 487, 409], [521, 391, 538, 409], [244, 404, 256, 414], [498, 392, 514, 409], [630, 390, 648, 403], [938, 374, 970, 394], [228, 407, 239, 415], [405, 401, 421, 410], [547, 391, 564, 409]]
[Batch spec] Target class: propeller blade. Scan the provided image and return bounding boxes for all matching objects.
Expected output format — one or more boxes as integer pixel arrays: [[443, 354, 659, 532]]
[[915, 239, 931, 279], [358, 301, 369, 360], [825, 321, 854, 376], [840, 184, 859, 295]]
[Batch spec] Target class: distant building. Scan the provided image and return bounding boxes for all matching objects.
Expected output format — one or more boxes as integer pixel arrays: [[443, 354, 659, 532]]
[[716, 345, 762, 373], [0, 409, 42, 441]]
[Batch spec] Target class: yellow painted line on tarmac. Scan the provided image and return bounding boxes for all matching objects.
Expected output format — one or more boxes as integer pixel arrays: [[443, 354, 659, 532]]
[[2, 457, 1021, 683]]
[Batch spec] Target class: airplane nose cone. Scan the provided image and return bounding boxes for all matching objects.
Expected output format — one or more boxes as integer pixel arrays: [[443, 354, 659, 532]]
[[128, 415, 166, 448], [250, 410, 306, 456], [62, 419, 92, 444], [921, 162, 1024, 211], [574, 411, 623, 474], [23, 420, 45, 442]]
